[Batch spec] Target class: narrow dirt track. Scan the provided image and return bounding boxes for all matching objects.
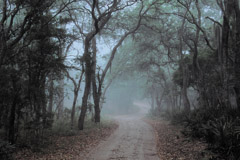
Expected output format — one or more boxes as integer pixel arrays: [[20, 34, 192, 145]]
[[85, 113, 159, 160]]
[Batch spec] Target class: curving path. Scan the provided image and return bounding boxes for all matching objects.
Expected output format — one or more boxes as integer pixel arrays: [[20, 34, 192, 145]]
[[85, 105, 159, 160]]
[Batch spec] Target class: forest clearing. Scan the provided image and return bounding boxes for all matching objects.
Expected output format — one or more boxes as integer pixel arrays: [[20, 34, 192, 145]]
[[1, 0, 240, 159]]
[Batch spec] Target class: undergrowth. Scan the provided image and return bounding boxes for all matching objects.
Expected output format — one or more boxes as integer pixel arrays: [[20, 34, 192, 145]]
[[12, 114, 116, 155], [170, 107, 240, 160]]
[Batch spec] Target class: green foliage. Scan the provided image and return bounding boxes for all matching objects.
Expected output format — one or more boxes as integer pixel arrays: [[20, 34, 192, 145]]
[[51, 114, 115, 136], [172, 58, 191, 87], [0, 0, 70, 148], [202, 117, 240, 159], [171, 107, 240, 159], [52, 118, 77, 136]]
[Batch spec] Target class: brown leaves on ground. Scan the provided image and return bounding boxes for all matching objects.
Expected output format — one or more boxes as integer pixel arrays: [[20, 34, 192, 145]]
[[14, 122, 118, 160], [145, 118, 214, 160]]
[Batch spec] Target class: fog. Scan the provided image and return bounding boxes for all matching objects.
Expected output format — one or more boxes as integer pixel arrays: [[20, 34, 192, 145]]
[[63, 68, 151, 116], [102, 75, 149, 115]]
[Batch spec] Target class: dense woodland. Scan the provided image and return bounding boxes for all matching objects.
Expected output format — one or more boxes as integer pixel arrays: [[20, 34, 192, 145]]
[[1, 0, 240, 159]]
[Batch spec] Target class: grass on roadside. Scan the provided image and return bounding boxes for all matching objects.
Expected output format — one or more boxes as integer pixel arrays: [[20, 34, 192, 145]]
[[14, 115, 118, 160]]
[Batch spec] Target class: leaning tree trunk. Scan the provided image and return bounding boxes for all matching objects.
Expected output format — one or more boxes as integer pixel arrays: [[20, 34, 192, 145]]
[[68, 73, 84, 129], [77, 0, 119, 129], [71, 90, 78, 129], [78, 54, 92, 130], [99, 78, 114, 109]]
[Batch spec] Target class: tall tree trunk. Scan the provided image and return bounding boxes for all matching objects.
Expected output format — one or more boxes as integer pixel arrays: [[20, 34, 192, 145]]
[[182, 64, 191, 112], [93, 96, 101, 123], [155, 91, 164, 113], [71, 90, 78, 129], [233, 0, 240, 110], [57, 46, 64, 120], [151, 86, 155, 112], [8, 94, 17, 144], [91, 37, 101, 123], [78, 54, 92, 130], [48, 75, 54, 113], [67, 64, 84, 129], [100, 78, 114, 109], [41, 80, 47, 128], [178, 15, 191, 112], [57, 75, 64, 120], [77, 0, 119, 129]]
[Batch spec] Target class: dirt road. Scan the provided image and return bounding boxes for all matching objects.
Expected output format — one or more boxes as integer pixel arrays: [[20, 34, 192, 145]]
[[85, 113, 159, 160]]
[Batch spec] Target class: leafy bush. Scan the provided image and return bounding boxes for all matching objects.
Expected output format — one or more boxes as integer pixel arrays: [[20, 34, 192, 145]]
[[171, 107, 240, 159], [202, 116, 240, 159], [51, 117, 77, 136]]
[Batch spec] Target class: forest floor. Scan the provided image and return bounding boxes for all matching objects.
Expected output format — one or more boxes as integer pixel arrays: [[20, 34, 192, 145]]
[[14, 108, 215, 160], [85, 114, 215, 160], [14, 120, 118, 160], [145, 117, 217, 160]]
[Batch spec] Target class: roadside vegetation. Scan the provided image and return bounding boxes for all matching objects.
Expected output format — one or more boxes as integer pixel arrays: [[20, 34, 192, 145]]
[[14, 115, 118, 160]]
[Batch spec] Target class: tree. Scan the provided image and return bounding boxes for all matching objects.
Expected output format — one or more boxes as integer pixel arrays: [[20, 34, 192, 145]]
[[66, 63, 85, 129], [91, 0, 160, 123], [77, 0, 120, 130], [0, 0, 73, 144]]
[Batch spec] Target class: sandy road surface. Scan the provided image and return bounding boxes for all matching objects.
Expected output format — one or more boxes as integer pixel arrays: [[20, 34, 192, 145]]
[[85, 113, 159, 160]]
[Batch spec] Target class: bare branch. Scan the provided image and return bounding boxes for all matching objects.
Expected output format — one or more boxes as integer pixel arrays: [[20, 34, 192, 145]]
[[206, 16, 222, 27], [177, 0, 215, 51], [100, 0, 158, 84]]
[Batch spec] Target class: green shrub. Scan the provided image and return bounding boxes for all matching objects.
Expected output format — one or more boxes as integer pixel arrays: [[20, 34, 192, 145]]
[[51, 118, 77, 136], [202, 116, 240, 159], [171, 107, 214, 138], [171, 107, 240, 159]]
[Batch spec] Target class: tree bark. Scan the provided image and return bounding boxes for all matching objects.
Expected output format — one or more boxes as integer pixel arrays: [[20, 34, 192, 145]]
[[155, 91, 164, 113], [57, 73, 64, 120], [78, 32, 95, 130], [78, 53, 92, 130], [8, 94, 17, 144], [48, 75, 54, 114], [91, 37, 101, 123], [233, 0, 240, 110], [100, 78, 114, 109], [71, 90, 78, 129], [77, 0, 119, 130], [70, 67, 84, 129], [182, 64, 191, 112], [178, 14, 191, 112]]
